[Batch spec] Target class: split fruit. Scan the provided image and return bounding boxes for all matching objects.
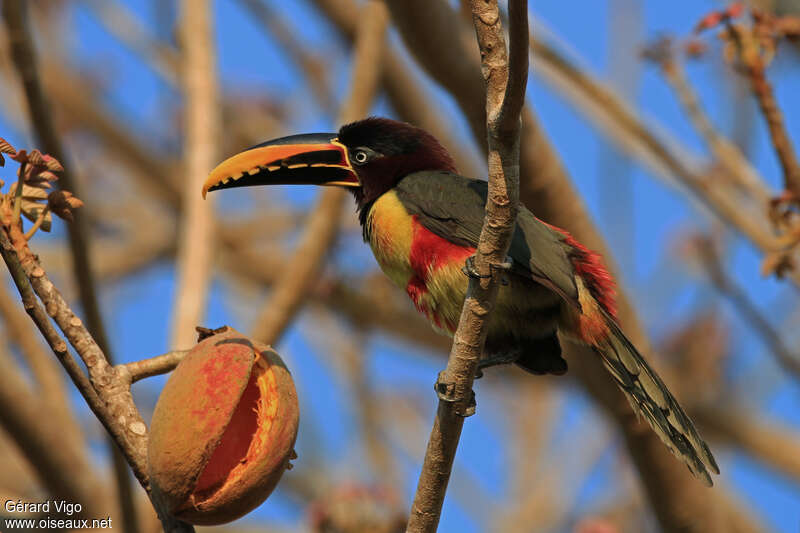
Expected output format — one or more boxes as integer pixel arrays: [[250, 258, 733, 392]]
[[148, 327, 299, 525]]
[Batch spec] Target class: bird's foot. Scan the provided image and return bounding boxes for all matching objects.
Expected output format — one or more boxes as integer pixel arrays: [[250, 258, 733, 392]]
[[461, 255, 513, 283], [434, 371, 476, 417], [461, 255, 490, 279], [474, 351, 521, 378]]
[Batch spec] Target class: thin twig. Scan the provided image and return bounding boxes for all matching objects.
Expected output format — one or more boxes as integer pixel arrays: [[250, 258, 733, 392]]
[[531, 34, 781, 255], [693, 235, 800, 378], [726, 23, 800, 199], [405, 1, 528, 531], [250, 0, 389, 345], [119, 350, 190, 384], [23, 204, 49, 240], [11, 162, 25, 221]]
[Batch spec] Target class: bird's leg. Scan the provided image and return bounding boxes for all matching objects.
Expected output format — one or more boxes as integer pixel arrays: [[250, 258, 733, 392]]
[[474, 350, 522, 378], [434, 371, 476, 417]]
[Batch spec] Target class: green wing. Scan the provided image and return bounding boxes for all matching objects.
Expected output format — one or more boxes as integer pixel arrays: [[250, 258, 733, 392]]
[[394, 171, 579, 303]]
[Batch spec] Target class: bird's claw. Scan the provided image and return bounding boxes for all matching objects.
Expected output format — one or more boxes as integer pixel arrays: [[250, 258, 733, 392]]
[[461, 255, 490, 279], [434, 371, 476, 417], [461, 255, 513, 281]]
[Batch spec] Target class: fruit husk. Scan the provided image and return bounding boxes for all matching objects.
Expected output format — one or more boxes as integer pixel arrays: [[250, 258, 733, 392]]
[[148, 328, 299, 525]]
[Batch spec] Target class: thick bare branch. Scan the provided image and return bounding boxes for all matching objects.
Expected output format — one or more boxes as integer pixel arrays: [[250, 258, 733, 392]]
[[695, 406, 800, 481], [250, 0, 389, 345], [406, 2, 527, 531], [170, 0, 220, 349], [310, 0, 484, 179]]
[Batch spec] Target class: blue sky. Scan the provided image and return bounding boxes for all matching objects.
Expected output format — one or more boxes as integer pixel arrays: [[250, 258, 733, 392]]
[[1, 0, 799, 531]]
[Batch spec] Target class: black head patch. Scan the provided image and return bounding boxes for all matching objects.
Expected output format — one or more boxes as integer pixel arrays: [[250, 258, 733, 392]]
[[338, 117, 427, 157], [337, 117, 458, 216]]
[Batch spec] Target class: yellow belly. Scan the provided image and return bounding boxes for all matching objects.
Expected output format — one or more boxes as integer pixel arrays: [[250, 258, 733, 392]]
[[365, 190, 416, 288], [365, 191, 472, 334]]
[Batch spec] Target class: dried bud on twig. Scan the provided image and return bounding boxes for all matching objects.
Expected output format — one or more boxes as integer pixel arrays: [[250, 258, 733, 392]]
[[47, 190, 84, 221], [0, 137, 16, 167], [641, 36, 675, 68], [684, 39, 707, 58], [9, 182, 52, 232], [694, 2, 744, 34], [0, 138, 15, 154]]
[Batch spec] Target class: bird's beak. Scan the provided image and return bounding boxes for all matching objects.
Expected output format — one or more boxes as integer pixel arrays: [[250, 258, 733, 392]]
[[201, 133, 359, 198]]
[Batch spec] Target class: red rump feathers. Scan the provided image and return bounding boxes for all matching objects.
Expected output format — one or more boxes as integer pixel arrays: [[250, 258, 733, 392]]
[[542, 221, 617, 319]]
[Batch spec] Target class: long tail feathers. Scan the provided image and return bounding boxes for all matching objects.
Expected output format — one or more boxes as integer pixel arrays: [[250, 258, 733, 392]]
[[594, 310, 719, 486]]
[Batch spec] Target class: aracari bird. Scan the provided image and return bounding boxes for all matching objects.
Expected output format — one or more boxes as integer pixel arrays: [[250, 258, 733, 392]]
[[202, 117, 719, 485]]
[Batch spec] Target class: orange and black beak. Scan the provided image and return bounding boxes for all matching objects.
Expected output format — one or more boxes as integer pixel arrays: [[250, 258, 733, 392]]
[[202, 133, 359, 198]]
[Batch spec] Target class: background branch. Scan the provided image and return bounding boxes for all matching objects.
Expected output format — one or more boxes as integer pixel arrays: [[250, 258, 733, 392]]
[[170, 0, 219, 350], [250, 0, 389, 345]]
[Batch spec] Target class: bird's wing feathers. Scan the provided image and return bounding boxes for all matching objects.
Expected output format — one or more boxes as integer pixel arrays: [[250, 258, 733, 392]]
[[394, 171, 579, 303]]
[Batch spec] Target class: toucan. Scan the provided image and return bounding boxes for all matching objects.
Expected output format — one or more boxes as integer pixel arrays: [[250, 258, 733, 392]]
[[202, 117, 719, 485]]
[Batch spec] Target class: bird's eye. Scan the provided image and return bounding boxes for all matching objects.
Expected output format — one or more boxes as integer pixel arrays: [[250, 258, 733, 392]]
[[353, 150, 369, 164]]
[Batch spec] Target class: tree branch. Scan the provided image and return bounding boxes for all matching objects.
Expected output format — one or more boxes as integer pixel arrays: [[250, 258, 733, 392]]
[[691, 234, 800, 378], [0, 2, 138, 528], [310, 0, 484, 179], [405, 2, 527, 531], [0, 223, 192, 532], [170, 0, 219, 349], [250, 0, 389, 345], [119, 350, 190, 385]]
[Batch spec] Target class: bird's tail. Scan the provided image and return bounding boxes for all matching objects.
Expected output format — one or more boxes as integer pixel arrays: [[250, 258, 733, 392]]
[[593, 310, 719, 485]]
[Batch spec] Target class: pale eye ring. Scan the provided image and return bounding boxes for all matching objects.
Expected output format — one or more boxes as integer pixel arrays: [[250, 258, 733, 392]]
[[353, 150, 369, 164]]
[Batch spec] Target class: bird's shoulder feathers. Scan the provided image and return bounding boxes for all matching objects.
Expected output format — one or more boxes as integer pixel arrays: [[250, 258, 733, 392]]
[[393, 171, 616, 316]]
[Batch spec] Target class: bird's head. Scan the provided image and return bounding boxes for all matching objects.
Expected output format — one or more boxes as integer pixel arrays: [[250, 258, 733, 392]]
[[202, 117, 456, 209]]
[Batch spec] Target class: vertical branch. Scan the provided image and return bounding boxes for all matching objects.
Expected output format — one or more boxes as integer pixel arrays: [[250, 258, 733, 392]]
[[1, 2, 138, 530], [250, 0, 389, 345], [405, 1, 528, 531], [171, 0, 220, 349]]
